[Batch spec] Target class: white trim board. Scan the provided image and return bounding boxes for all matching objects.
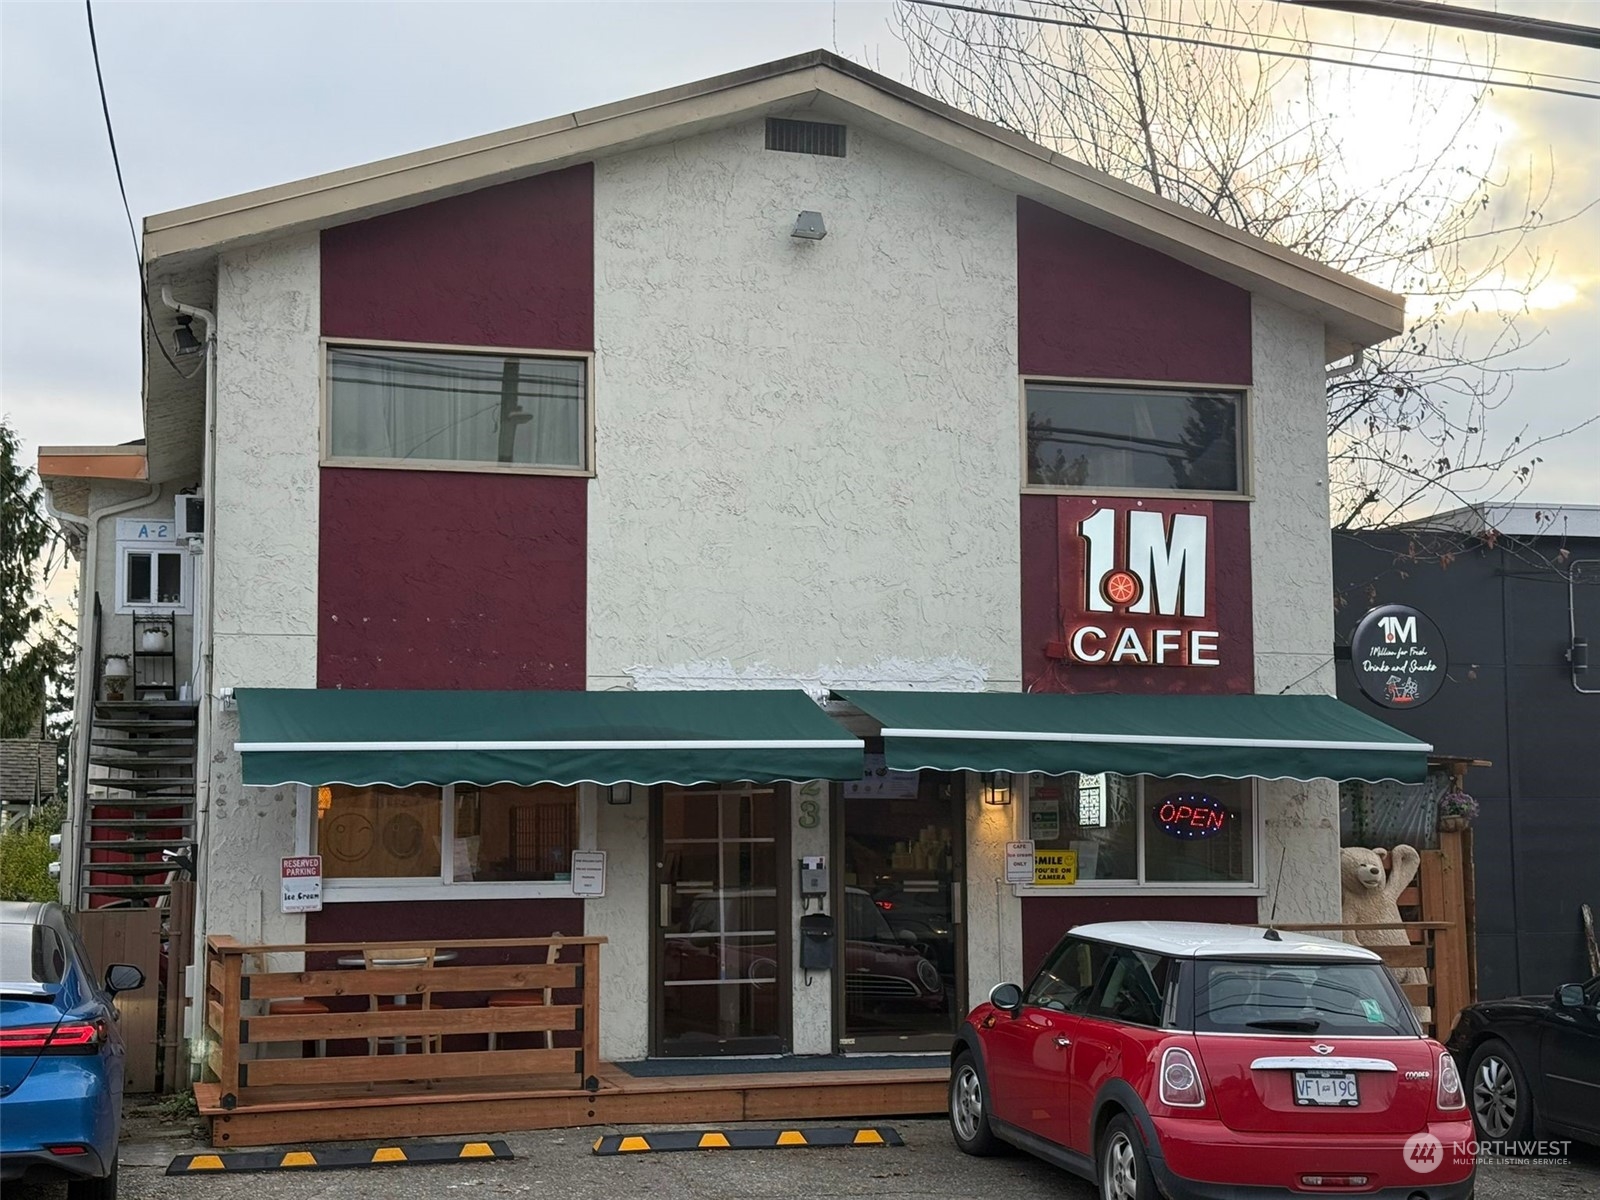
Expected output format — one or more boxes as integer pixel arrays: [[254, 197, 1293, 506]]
[[879, 727, 1431, 754]]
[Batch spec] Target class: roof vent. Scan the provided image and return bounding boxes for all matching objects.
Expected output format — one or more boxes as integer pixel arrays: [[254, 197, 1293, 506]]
[[765, 118, 847, 158]]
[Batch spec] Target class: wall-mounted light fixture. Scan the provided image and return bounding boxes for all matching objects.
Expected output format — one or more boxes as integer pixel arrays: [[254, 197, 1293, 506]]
[[981, 771, 1014, 806], [172, 313, 204, 357], [609, 783, 634, 805], [791, 210, 827, 240]]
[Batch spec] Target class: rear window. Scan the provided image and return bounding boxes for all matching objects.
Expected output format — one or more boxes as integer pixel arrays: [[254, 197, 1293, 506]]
[[1194, 959, 1415, 1036], [0, 922, 65, 986]]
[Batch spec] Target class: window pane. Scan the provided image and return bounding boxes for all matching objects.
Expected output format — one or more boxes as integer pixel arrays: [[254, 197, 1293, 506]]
[[1089, 948, 1167, 1027], [1026, 384, 1241, 492], [1026, 936, 1109, 1011], [1144, 777, 1254, 883], [318, 785, 442, 880], [327, 346, 585, 469], [156, 552, 183, 604], [127, 552, 152, 603], [1028, 772, 1138, 881], [454, 784, 577, 882], [1195, 960, 1413, 1036]]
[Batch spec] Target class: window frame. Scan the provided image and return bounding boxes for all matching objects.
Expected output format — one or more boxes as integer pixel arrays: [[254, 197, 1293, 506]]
[[1018, 375, 1254, 500], [296, 782, 598, 902], [319, 337, 596, 478], [1011, 773, 1264, 897], [114, 542, 193, 615]]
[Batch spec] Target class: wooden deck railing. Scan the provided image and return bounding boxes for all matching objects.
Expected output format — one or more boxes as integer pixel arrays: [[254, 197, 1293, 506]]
[[1274, 921, 1463, 1036], [204, 935, 604, 1110]]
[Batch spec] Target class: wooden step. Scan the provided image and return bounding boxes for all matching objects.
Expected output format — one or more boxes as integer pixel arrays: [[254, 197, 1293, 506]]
[[93, 719, 197, 732], [87, 801, 196, 813], [89, 776, 195, 791], [94, 701, 198, 720], [83, 839, 191, 852], [82, 884, 175, 897], [86, 817, 194, 830], [81, 864, 183, 883], [89, 754, 194, 768], [90, 738, 195, 750]]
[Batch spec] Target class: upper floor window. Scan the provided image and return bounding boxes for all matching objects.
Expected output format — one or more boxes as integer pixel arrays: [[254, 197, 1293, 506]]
[[1024, 381, 1246, 495], [324, 343, 590, 473], [115, 520, 192, 615]]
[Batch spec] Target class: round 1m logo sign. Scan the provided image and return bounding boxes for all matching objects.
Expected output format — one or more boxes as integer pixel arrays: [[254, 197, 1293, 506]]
[[1351, 604, 1447, 709]]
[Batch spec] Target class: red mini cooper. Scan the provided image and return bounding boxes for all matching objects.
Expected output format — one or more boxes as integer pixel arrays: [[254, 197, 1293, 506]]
[[949, 921, 1475, 1199]]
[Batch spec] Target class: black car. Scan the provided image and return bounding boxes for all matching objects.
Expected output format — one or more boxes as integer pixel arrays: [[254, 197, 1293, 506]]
[[1446, 974, 1600, 1147]]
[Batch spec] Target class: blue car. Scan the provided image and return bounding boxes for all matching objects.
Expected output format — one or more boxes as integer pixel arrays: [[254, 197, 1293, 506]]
[[1, 900, 145, 1199]]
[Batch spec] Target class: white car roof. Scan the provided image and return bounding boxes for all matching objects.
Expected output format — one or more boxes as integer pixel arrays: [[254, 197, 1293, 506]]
[[1070, 921, 1382, 962]]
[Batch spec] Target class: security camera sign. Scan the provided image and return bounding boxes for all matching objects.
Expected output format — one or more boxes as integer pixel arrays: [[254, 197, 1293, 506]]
[[281, 856, 323, 913]]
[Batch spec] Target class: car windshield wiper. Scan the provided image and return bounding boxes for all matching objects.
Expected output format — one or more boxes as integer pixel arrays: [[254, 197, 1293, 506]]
[[1244, 1018, 1322, 1032]]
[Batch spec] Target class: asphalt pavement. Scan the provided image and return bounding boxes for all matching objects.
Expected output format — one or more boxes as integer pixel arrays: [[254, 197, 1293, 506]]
[[9, 1117, 1600, 1199]]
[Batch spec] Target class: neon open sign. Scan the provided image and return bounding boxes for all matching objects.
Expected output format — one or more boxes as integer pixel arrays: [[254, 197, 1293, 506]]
[[1154, 793, 1228, 839]]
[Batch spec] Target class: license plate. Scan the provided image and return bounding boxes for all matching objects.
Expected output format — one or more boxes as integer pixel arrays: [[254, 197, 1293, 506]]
[[1293, 1069, 1360, 1106]]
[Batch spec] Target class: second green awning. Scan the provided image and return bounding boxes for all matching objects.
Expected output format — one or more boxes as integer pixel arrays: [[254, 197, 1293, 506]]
[[836, 691, 1431, 783], [235, 688, 864, 787]]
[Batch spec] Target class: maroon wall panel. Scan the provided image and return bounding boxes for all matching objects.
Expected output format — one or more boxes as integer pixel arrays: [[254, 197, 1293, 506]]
[[1021, 894, 1259, 976], [1017, 198, 1251, 384], [319, 468, 586, 690], [321, 165, 593, 350], [1022, 495, 1252, 694], [306, 897, 583, 945]]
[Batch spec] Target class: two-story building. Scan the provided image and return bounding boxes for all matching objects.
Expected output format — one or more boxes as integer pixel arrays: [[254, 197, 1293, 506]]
[[41, 51, 1430, 1104]]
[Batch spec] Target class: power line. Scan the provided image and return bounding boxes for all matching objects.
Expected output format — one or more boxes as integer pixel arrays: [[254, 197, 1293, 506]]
[[1288, 0, 1600, 50], [902, 0, 1600, 100], [83, 0, 195, 379], [1077, 1, 1600, 86]]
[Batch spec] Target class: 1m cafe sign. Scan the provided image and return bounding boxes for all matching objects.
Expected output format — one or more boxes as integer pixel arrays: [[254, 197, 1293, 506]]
[[1046, 498, 1248, 682]]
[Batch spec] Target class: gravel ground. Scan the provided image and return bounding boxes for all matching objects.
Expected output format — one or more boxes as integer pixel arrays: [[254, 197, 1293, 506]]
[[8, 1115, 1599, 1199]]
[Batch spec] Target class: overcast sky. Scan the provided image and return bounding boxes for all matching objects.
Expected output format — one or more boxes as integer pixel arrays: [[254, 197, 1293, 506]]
[[3, 1, 1596, 519]]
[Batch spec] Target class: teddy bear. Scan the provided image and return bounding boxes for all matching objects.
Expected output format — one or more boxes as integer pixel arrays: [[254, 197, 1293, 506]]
[[1338, 845, 1425, 987]]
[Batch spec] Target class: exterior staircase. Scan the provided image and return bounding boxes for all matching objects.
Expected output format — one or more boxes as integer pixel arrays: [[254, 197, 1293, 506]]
[[79, 698, 197, 907]]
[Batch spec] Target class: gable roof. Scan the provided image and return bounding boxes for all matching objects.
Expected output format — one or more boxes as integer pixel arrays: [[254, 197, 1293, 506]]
[[143, 49, 1402, 360]]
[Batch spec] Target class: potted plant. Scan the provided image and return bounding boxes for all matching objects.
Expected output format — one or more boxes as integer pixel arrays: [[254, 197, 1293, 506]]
[[139, 625, 172, 653], [1437, 789, 1478, 833]]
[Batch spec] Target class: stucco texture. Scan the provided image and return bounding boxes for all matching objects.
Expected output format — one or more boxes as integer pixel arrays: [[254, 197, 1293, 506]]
[[588, 119, 1020, 691], [1250, 296, 1341, 923], [207, 232, 323, 945]]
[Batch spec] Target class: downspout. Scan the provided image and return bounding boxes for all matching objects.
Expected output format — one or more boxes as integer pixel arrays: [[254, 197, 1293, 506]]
[[1326, 348, 1365, 380], [71, 483, 161, 908], [160, 286, 217, 1072]]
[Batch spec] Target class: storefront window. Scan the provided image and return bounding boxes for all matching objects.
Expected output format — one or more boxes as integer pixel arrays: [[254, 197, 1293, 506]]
[[316, 783, 579, 886], [1025, 773, 1257, 887]]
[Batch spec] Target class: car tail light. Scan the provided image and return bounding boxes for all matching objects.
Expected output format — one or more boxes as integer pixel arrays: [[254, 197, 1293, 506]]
[[48, 1145, 89, 1157], [0, 1021, 104, 1055], [1436, 1050, 1466, 1110], [1301, 1175, 1368, 1188], [1159, 1046, 1205, 1107]]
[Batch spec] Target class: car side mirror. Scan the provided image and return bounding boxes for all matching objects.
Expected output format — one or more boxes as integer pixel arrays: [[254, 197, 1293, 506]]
[[989, 982, 1023, 1013], [105, 964, 145, 995], [1556, 983, 1585, 1008]]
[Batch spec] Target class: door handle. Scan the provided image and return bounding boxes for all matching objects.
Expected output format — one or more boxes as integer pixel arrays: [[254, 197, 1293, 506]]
[[1055, 1035, 1072, 1047], [659, 883, 671, 927]]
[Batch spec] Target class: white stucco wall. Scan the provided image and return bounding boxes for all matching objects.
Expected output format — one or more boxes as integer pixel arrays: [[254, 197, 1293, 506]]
[[1250, 296, 1342, 923], [586, 788, 651, 1061], [964, 773, 1026, 997], [589, 119, 1020, 693], [204, 231, 321, 945]]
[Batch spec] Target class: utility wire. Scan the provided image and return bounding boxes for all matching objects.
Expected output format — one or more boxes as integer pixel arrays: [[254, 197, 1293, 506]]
[[1287, 0, 1600, 50], [1070, 0, 1600, 87], [902, 0, 1600, 100], [84, 0, 197, 379]]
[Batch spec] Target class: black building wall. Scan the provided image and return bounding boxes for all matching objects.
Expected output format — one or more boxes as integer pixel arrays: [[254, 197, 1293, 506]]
[[1333, 532, 1600, 1000]]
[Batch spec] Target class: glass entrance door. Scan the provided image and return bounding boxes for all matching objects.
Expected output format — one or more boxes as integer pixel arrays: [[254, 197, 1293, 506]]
[[654, 784, 789, 1056], [835, 769, 964, 1052]]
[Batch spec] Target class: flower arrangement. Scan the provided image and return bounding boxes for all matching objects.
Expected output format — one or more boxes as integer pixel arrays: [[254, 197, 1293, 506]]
[[1438, 789, 1478, 830]]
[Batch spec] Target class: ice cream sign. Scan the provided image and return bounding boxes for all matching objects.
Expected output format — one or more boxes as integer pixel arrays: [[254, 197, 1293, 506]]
[[1050, 501, 1221, 668]]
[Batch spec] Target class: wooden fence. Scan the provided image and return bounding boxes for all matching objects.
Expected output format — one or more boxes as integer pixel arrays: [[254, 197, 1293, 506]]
[[76, 905, 162, 1093], [203, 935, 603, 1111]]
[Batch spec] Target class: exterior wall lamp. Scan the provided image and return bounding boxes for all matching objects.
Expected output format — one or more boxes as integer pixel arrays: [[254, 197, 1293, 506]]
[[609, 783, 634, 805], [981, 772, 1014, 806]]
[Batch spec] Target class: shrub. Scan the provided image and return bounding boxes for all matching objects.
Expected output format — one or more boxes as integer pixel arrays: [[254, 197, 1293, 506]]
[[0, 802, 66, 902]]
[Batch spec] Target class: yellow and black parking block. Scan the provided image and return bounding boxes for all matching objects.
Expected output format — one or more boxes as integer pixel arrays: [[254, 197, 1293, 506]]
[[166, 1140, 512, 1175], [592, 1127, 904, 1155]]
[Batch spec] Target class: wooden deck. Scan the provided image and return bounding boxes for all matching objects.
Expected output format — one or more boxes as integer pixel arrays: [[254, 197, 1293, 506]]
[[195, 1063, 949, 1147]]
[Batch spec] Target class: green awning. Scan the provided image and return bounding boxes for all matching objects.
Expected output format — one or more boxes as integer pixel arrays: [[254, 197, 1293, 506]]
[[836, 691, 1431, 783], [235, 688, 864, 787]]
